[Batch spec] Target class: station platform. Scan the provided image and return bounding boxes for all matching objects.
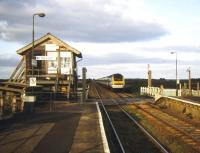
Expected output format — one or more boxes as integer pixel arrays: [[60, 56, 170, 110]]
[[0, 102, 105, 153]]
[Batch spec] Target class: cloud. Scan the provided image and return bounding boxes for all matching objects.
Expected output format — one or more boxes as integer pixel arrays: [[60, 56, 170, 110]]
[[80, 53, 171, 66], [80, 52, 200, 68], [0, 66, 16, 79], [78, 64, 148, 79], [0, 0, 168, 43], [140, 45, 200, 53], [0, 54, 20, 66], [79, 62, 200, 79]]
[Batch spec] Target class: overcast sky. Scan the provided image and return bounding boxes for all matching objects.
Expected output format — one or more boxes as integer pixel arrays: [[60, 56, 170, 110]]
[[0, 0, 200, 79]]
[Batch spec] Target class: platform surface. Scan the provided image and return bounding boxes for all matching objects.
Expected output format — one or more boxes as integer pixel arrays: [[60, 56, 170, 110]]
[[70, 103, 104, 153], [0, 102, 104, 153]]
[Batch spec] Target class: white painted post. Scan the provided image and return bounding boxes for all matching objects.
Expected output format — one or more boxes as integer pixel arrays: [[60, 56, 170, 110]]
[[179, 83, 182, 96]]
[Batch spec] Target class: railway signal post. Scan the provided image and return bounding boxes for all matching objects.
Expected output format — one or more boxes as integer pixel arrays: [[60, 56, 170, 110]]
[[82, 67, 87, 103]]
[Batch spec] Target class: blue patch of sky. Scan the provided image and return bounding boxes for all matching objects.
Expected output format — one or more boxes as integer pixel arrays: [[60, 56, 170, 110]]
[[0, 41, 22, 54], [144, 0, 200, 44]]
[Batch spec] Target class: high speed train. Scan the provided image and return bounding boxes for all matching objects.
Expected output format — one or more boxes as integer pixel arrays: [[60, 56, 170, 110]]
[[97, 73, 125, 89]]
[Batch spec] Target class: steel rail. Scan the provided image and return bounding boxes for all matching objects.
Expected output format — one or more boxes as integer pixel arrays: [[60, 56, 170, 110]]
[[111, 99, 170, 153], [98, 83, 199, 152], [133, 102, 200, 144], [115, 91, 200, 152], [93, 82, 126, 153]]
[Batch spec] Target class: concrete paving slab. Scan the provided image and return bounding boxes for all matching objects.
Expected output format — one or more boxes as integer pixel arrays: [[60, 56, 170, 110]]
[[70, 103, 104, 153], [15, 123, 54, 153], [0, 123, 54, 153], [0, 103, 83, 153], [0, 102, 106, 153]]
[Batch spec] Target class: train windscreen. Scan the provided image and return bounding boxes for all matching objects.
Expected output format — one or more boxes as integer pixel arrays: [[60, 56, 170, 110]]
[[113, 74, 123, 81]]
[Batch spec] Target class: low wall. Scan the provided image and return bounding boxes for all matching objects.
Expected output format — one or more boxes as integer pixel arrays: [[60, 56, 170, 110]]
[[155, 96, 200, 122]]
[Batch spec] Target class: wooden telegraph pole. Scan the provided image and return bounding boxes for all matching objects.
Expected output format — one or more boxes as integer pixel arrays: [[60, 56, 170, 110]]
[[148, 64, 152, 87]]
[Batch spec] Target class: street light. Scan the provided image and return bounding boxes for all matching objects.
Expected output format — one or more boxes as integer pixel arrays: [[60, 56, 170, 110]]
[[170, 51, 178, 96], [32, 13, 46, 76]]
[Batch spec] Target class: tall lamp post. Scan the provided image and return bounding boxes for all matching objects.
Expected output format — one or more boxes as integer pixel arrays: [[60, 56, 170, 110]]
[[26, 13, 45, 113], [32, 13, 46, 77], [170, 51, 178, 96]]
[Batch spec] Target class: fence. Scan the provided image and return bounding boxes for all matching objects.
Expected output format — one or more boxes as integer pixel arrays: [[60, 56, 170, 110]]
[[0, 85, 90, 120], [0, 93, 23, 120], [181, 89, 200, 96], [140, 87, 200, 99]]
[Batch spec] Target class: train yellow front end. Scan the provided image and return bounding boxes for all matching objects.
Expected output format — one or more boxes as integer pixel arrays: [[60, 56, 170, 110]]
[[111, 74, 125, 89]]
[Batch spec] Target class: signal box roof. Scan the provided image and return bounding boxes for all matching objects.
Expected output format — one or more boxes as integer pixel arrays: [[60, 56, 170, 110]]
[[16, 33, 82, 58]]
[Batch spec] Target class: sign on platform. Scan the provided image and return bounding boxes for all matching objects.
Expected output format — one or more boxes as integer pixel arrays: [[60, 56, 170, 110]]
[[36, 56, 56, 61], [29, 77, 37, 86], [45, 44, 59, 51], [32, 59, 37, 67], [23, 96, 36, 102]]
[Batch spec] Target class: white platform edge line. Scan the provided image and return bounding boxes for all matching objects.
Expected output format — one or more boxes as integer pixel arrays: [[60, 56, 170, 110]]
[[163, 96, 200, 107], [96, 102, 110, 153]]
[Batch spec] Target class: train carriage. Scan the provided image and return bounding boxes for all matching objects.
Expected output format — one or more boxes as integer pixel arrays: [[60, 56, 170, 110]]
[[97, 73, 125, 89]]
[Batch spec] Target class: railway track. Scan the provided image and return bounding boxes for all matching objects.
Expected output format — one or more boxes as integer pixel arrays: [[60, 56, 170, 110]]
[[114, 91, 200, 152], [93, 81, 168, 153]]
